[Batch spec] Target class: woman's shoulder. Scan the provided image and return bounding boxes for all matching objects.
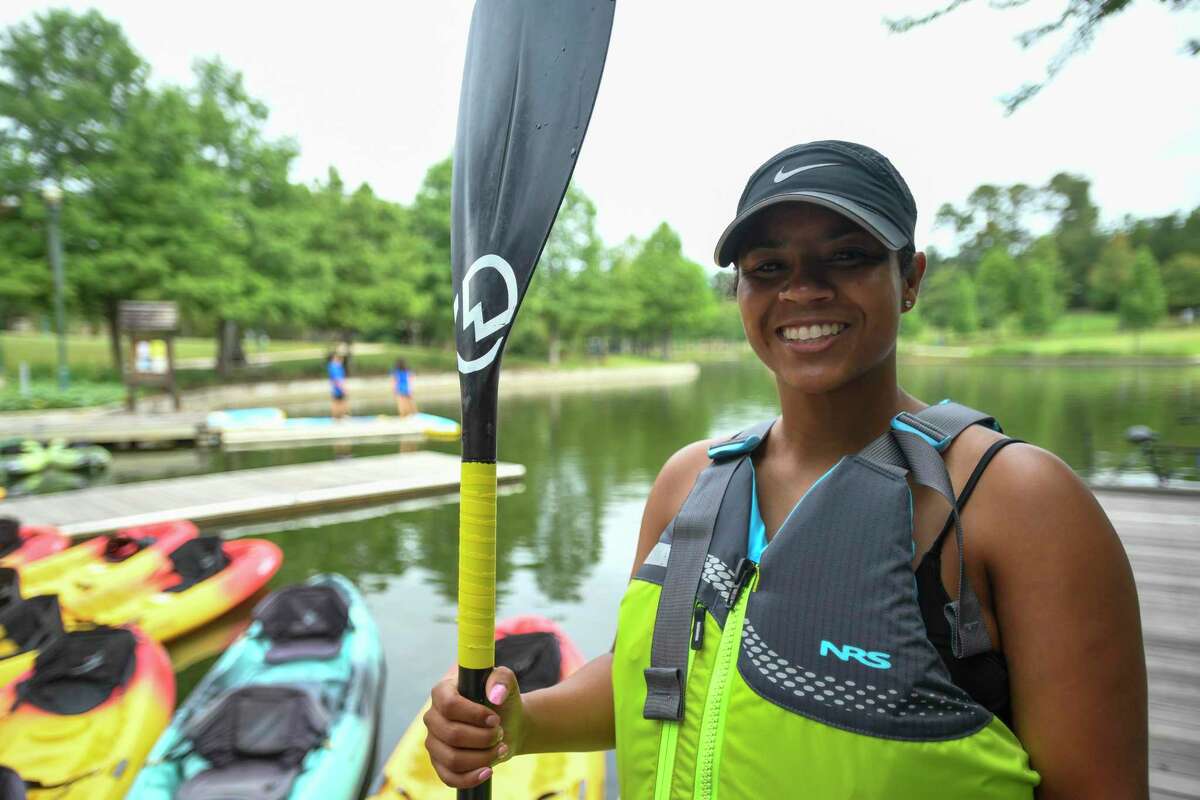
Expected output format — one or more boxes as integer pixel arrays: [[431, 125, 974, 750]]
[[630, 438, 724, 573], [648, 438, 724, 507], [948, 425, 1115, 562]]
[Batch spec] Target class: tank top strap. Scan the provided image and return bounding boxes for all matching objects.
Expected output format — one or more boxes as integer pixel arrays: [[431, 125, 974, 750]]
[[926, 437, 1024, 560]]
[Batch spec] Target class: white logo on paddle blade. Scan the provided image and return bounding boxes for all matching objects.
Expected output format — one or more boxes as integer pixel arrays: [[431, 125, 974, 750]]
[[773, 162, 841, 183], [455, 254, 519, 374]]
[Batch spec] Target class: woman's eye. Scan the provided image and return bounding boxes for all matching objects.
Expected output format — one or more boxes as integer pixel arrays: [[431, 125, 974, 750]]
[[828, 248, 880, 265], [745, 261, 783, 276]]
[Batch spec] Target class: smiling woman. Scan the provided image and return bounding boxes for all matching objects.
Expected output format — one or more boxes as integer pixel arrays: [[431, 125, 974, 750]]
[[423, 140, 1149, 800]]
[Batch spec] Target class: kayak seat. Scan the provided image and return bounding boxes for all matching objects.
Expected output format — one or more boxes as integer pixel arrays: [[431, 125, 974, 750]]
[[176, 760, 298, 800], [0, 766, 26, 800], [102, 535, 155, 563], [254, 583, 351, 664], [176, 684, 330, 800], [496, 632, 562, 693], [0, 518, 20, 559], [0, 594, 64, 656], [12, 627, 135, 715], [166, 537, 231, 593], [0, 568, 18, 609]]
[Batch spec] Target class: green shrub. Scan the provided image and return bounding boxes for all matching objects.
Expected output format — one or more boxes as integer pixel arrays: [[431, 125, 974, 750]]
[[0, 381, 126, 411]]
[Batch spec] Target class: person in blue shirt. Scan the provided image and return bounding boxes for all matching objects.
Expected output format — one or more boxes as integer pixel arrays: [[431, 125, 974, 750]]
[[327, 352, 348, 419], [393, 358, 418, 417]]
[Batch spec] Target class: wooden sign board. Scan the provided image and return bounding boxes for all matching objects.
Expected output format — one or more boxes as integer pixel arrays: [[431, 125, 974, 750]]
[[119, 301, 180, 411]]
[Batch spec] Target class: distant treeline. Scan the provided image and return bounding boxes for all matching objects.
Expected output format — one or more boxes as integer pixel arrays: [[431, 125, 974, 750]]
[[2, 10, 1197, 375], [0, 9, 735, 372], [903, 176, 1199, 337]]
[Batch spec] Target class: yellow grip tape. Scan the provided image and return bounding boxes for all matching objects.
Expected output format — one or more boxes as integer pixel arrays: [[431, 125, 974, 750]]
[[458, 461, 497, 669]]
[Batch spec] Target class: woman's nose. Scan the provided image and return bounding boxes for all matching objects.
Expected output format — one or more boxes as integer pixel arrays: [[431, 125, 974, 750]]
[[779, 265, 835, 304]]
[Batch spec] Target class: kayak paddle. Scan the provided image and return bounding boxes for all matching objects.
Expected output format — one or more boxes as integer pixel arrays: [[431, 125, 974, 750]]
[[449, 2, 615, 798]]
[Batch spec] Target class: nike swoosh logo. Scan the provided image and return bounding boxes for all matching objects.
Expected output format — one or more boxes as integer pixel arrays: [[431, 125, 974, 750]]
[[773, 162, 841, 183]]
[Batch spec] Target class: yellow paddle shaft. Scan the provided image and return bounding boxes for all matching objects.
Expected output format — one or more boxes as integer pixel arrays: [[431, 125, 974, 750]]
[[458, 461, 497, 670]]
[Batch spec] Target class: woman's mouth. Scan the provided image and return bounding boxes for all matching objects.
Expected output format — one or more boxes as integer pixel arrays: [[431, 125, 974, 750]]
[[777, 322, 849, 351]]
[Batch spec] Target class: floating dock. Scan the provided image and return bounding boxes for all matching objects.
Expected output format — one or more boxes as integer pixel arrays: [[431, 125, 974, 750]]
[[0, 451, 523, 537], [0, 412, 452, 450]]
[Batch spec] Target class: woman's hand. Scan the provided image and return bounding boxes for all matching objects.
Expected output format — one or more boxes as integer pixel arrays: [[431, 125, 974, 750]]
[[423, 667, 524, 790]]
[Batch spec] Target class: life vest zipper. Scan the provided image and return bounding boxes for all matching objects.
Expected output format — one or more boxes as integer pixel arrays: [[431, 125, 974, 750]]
[[695, 566, 757, 800], [654, 607, 702, 800]]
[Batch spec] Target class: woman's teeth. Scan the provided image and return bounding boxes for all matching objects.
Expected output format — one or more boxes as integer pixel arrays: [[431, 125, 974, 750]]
[[781, 323, 847, 342]]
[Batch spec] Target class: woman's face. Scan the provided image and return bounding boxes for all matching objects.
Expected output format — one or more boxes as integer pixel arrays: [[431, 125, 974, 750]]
[[735, 203, 920, 395]]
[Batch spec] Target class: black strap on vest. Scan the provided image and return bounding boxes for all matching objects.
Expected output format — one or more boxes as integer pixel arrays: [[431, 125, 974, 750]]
[[860, 402, 998, 659], [642, 419, 774, 721]]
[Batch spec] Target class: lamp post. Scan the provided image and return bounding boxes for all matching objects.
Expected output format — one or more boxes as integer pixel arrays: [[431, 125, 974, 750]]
[[42, 184, 69, 390]]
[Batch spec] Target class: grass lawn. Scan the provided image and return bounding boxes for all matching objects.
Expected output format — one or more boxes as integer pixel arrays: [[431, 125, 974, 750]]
[[0, 332, 321, 380], [904, 313, 1200, 359]]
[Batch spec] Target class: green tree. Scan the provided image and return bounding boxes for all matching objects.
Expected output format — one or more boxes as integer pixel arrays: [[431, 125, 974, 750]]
[[1118, 247, 1168, 342], [1161, 252, 1200, 311], [975, 246, 1020, 327], [0, 9, 149, 367], [0, 9, 147, 189], [1127, 207, 1200, 265], [1088, 234, 1136, 310], [920, 265, 979, 335], [934, 183, 1037, 268], [522, 185, 603, 363], [627, 223, 714, 356], [1044, 173, 1103, 308], [1017, 238, 1064, 335], [407, 158, 454, 345], [312, 175, 427, 342]]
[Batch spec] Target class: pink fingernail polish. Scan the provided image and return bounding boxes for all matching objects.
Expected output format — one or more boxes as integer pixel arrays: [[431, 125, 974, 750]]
[[488, 685, 508, 705], [479, 768, 493, 782], [497, 743, 509, 759]]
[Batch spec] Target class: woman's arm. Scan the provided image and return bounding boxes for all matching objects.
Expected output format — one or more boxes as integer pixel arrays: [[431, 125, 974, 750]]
[[978, 445, 1148, 799], [423, 438, 715, 788]]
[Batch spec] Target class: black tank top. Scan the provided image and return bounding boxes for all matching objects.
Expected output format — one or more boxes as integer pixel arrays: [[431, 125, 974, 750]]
[[915, 437, 1021, 729]]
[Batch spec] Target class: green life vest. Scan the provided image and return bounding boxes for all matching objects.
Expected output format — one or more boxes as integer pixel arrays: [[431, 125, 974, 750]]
[[613, 403, 1040, 799]]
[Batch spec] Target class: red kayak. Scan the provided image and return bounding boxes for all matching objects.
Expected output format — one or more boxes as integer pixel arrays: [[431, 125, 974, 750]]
[[0, 517, 68, 569]]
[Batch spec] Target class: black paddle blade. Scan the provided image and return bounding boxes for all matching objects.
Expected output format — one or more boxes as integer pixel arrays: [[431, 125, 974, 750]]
[[452, 0, 615, 461]]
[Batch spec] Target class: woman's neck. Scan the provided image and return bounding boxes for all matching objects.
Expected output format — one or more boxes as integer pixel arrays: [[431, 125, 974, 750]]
[[771, 357, 921, 466]]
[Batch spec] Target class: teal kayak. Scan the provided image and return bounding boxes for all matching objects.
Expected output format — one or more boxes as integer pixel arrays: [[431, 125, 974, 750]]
[[127, 573, 385, 800]]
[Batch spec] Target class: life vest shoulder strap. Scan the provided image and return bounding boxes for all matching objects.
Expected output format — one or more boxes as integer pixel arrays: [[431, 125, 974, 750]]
[[643, 419, 773, 721], [859, 401, 998, 659]]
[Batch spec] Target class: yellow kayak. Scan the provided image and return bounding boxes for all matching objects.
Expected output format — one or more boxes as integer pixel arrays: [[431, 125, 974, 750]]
[[369, 615, 604, 800], [16, 520, 197, 605], [0, 626, 174, 799]]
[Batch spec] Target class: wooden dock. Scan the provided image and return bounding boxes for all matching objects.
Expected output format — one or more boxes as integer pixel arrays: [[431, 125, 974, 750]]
[[0, 411, 210, 447], [0, 451, 523, 537], [0, 411, 452, 450], [1101, 490, 1200, 799]]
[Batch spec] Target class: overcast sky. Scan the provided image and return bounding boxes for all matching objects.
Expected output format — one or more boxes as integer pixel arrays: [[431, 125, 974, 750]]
[[3, 1, 1198, 266]]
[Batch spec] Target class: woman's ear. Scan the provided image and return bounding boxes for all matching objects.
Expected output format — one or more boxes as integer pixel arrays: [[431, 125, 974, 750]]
[[908, 251, 927, 297]]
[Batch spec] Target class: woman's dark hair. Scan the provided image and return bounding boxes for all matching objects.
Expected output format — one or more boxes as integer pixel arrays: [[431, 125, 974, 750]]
[[394, 358, 408, 372], [897, 244, 916, 279]]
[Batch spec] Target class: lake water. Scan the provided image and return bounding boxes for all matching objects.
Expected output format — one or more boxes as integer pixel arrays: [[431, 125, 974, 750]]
[[81, 358, 1200, 791]]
